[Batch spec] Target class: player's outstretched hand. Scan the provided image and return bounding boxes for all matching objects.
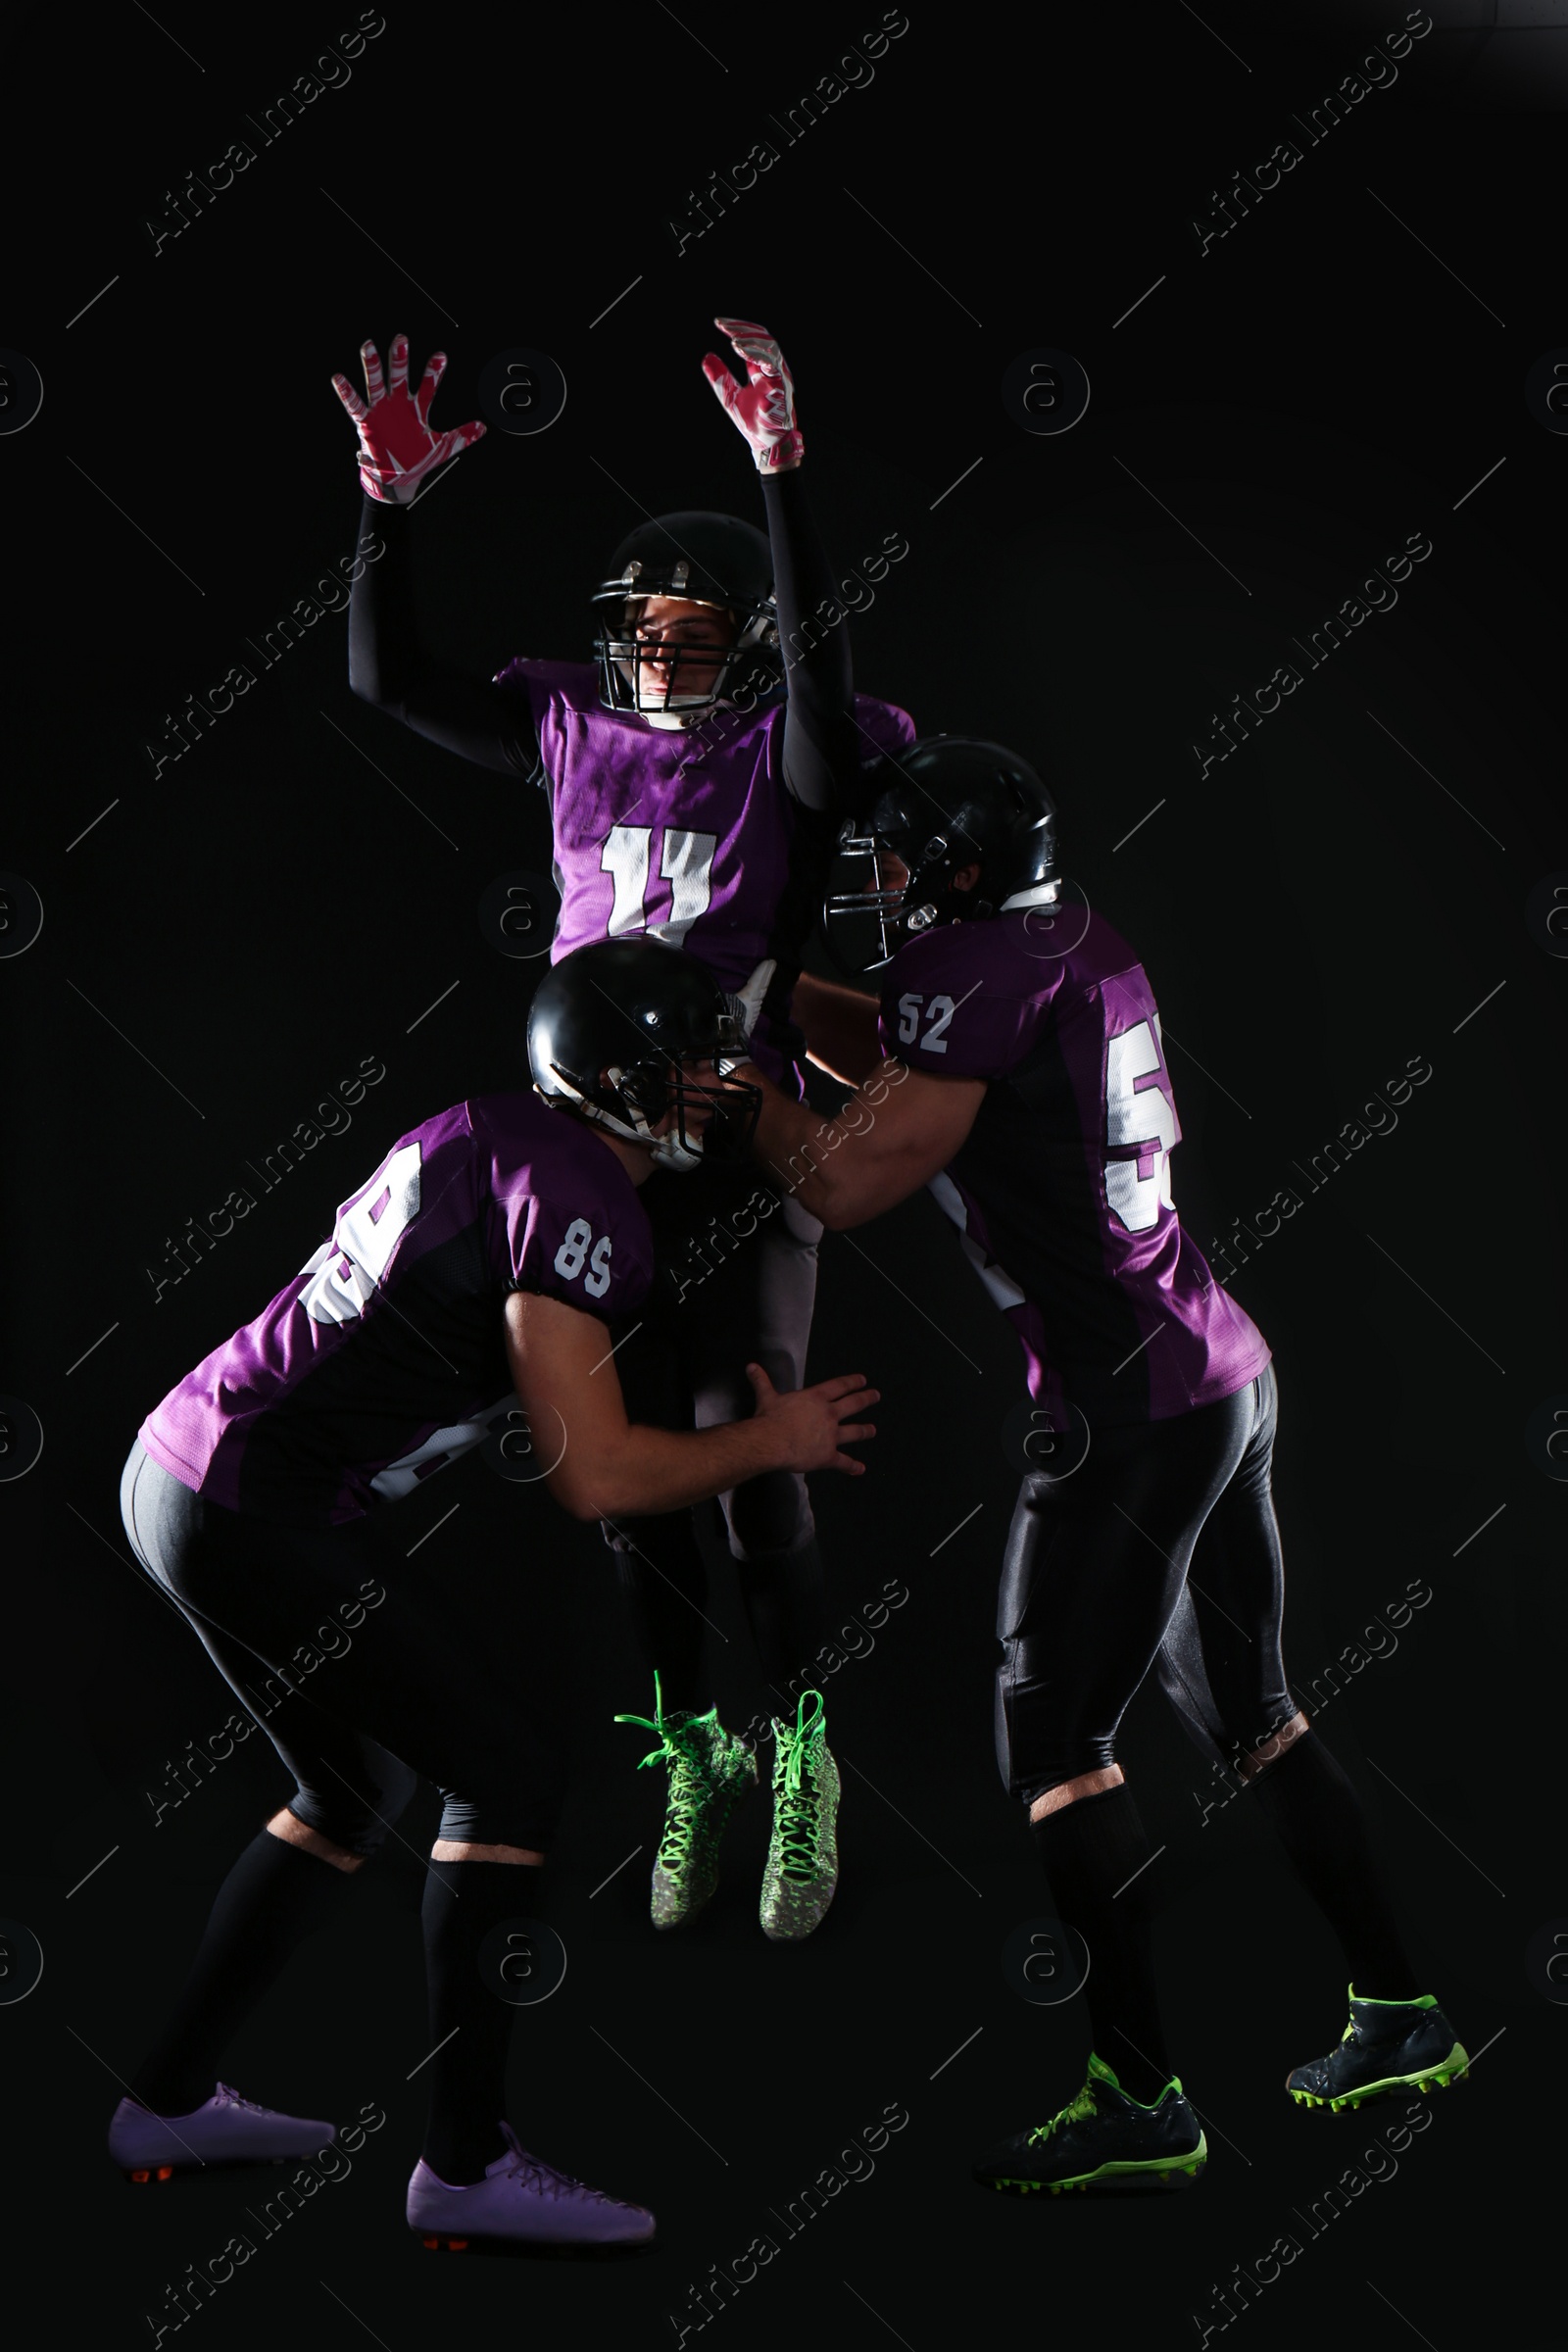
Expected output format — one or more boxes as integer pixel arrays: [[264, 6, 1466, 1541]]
[[330, 333, 486, 505], [748, 1364, 877, 1475], [702, 318, 804, 473]]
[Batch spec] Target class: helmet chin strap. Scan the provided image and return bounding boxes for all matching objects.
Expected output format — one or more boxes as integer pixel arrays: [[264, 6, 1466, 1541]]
[[538, 1068, 708, 1171], [602, 1064, 702, 1169], [649, 1128, 706, 1170], [907, 875, 1009, 933]]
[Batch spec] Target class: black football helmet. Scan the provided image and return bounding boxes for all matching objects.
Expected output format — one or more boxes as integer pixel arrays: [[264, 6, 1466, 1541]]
[[527, 938, 760, 1171], [591, 512, 781, 718], [826, 736, 1062, 972]]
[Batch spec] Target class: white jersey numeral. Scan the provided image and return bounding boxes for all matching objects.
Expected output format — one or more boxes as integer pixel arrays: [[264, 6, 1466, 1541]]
[[651, 828, 718, 949], [897, 991, 956, 1053], [554, 1217, 614, 1300], [602, 826, 651, 936], [599, 824, 717, 950], [1103, 1018, 1176, 1234], [298, 1141, 423, 1326]]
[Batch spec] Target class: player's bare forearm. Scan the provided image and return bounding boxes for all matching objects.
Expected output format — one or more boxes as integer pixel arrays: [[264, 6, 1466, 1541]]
[[792, 972, 883, 1086], [565, 1417, 788, 1522], [504, 1291, 876, 1521], [749, 1060, 988, 1231], [750, 1076, 847, 1224]]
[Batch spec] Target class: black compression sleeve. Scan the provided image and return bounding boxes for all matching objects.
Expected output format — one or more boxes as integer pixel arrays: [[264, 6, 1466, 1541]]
[[347, 496, 541, 779], [760, 468, 859, 815]]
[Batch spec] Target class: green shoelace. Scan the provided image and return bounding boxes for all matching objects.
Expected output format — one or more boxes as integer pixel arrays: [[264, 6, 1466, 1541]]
[[771, 1690, 828, 1881], [1028, 2082, 1098, 2146], [614, 1673, 728, 1877]]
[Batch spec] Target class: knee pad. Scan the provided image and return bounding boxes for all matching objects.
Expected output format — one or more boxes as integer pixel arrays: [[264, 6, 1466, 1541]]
[[723, 1469, 814, 1559], [293, 1743, 420, 1861], [362, 1745, 420, 1841], [434, 1790, 561, 1852]]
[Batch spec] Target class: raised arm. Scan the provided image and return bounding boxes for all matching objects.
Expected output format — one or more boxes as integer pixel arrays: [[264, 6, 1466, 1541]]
[[505, 1291, 878, 1521], [703, 318, 858, 813], [333, 333, 540, 779]]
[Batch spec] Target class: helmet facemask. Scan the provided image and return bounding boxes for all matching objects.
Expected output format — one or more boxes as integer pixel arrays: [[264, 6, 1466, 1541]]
[[825, 821, 990, 975], [593, 593, 780, 720], [826, 744, 1063, 976], [590, 514, 781, 720], [544, 1012, 761, 1171]]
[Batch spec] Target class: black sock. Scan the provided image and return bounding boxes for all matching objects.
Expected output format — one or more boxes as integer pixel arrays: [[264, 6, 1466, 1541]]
[[419, 1858, 539, 2185], [130, 1826, 353, 2116], [1031, 1787, 1171, 2103], [612, 1513, 710, 1717], [1249, 1731, 1419, 1999], [737, 1538, 830, 1712]]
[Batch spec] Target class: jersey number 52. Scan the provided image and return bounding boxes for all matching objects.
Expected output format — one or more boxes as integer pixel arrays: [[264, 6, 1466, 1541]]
[[1104, 1019, 1176, 1233], [896, 992, 956, 1053]]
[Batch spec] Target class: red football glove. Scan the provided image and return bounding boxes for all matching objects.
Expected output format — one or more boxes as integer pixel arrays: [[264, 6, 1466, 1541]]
[[702, 318, 804, 473], [330, 333, 485, 504]]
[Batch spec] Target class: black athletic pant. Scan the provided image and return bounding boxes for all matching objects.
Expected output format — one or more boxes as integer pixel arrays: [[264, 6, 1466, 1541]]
[[997, 1365, 1295, 1798], [121, 1441, 561, 1852], [121, 1443, 556, 2175], [608, 1160, 831, 1720], [1006, 1367, 1418, 2096]]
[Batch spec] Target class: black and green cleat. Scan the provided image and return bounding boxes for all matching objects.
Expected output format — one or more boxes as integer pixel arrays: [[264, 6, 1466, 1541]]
[[1286, 1986, 1469, 2113], [973, 2055, 1207, 2195], [614, 1675, 758, 1931]]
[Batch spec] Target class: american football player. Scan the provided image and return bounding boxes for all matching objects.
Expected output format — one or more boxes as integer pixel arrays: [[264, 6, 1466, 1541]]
[[742, 738, 1466, 2196], [109, 940, 876, 2249], [334, 319, 912, 1938]]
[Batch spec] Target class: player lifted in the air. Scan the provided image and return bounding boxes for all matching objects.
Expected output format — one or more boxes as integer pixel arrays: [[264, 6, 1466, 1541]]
[[740, 737, 1466, 2197], [333, 319, 911, 1941], [109, 939, 877, 2253]]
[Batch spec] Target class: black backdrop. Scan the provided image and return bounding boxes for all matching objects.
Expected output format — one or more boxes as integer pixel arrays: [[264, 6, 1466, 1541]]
[[3, 2, 1562, 2343]]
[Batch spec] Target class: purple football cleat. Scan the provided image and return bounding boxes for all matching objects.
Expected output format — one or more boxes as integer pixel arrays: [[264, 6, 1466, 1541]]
[[109, 2082, 336, 2180], [407, 2124, 656, 2255]]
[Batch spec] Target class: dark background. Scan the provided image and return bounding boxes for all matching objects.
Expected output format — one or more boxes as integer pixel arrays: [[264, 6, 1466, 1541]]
[[2, 1, 1562, 2343]]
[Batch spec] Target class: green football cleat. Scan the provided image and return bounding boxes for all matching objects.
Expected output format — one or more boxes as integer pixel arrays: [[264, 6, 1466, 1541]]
[[759, 1690, 840, 1942], [614, 1674, 758, 1931], [973, 2055, 1207, 2194], [1286, 1987, 1469, 2113]]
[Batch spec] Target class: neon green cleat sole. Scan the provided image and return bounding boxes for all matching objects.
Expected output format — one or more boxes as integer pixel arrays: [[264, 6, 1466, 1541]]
[[988, 2142, 1208, 2195], [1288, 2042, 1470, 2113]]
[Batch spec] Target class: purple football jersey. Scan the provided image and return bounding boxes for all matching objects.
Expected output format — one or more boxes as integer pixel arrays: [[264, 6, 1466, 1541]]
[[875, 909, 1270, 1429], [140, 1095, 655, 1526], [494, 658, 913, 1085]]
